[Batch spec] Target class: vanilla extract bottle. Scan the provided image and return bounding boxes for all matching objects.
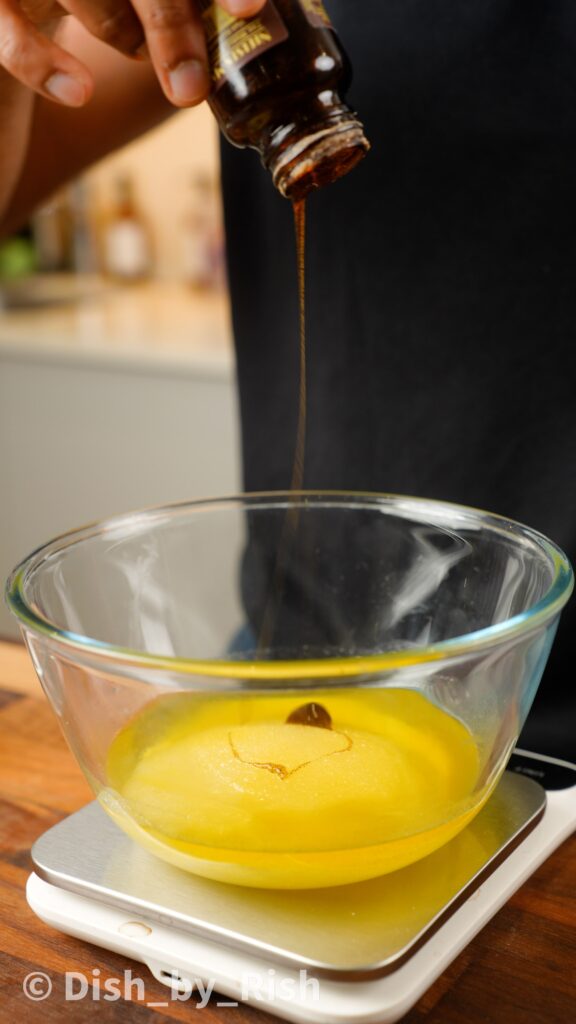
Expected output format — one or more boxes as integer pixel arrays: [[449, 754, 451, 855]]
[[198, 0, 370, 199]]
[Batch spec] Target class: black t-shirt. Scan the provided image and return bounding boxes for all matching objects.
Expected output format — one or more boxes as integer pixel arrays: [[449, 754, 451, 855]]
[[220, 0, 576, 760]]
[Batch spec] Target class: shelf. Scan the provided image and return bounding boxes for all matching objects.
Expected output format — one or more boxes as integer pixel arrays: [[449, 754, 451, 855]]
[[0, 275, 234, 376]]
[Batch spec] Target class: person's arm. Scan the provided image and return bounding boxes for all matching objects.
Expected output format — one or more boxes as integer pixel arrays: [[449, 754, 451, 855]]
[[0, 69, 36, 232], [0, 0, 266, 236], [0, 19, 173, 235]]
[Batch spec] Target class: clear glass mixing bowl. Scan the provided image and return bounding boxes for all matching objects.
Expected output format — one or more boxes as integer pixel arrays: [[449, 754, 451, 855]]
[[6, 493, 573, 889]]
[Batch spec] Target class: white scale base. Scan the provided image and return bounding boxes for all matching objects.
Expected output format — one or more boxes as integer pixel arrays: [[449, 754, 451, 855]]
[[27, 750, 576, 1024]]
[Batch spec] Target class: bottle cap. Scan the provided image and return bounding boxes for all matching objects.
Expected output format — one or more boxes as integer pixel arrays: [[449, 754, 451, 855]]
[[269, 113, 370, 200]]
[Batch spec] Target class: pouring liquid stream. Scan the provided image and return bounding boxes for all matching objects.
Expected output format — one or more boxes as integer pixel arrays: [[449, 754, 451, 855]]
[[257, 198, 307, 653], [101, 198, 492, 890], [291, 197, 307, 494]]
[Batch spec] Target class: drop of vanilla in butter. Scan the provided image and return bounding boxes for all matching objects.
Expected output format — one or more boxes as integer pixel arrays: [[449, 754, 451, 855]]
[[102, 688, 489, 888]]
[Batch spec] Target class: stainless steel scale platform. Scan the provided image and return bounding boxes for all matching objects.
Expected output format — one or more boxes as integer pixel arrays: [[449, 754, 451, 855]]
[[27, 749, 576, 1024]]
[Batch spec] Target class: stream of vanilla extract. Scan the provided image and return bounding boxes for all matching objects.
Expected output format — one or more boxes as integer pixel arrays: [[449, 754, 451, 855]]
[[257, 198, 307, 654], [291, 197, 307, 495]]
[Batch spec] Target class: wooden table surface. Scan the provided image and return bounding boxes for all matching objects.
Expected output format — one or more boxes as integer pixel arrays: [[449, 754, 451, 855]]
[[1, 638, 575, 1023]]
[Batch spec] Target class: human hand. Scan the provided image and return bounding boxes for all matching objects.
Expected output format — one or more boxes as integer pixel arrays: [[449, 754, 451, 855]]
[[0, 0, 267, 108]]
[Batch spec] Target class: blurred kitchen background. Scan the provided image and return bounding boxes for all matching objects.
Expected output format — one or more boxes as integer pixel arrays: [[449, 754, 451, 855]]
[[0, 107, 241, 640]]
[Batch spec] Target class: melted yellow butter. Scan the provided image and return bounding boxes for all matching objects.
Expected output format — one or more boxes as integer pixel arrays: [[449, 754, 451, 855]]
[[103, 688, 488, 888]]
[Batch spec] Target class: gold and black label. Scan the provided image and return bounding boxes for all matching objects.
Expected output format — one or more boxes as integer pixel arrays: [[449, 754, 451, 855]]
[[300, 0, 332, 29], [198, 1, 288, 89]]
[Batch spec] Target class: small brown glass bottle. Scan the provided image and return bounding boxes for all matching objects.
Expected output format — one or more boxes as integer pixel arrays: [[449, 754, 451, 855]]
[[197, 0, 369, 199]]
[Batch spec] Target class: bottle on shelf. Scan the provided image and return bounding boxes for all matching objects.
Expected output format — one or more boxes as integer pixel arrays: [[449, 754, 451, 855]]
[[31, 193, 70, 273], [181, 173, 225, 291], [103, 175, 152, 282], [68, 180, 99, 275], [198, 0, 369, 199]]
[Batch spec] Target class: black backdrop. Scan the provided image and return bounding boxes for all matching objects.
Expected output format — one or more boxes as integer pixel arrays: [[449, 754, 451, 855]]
[[220, 0, 576, 759]]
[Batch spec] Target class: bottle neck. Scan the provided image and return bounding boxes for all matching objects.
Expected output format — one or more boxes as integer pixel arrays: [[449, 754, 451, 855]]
[[263, 98, 370, 200]]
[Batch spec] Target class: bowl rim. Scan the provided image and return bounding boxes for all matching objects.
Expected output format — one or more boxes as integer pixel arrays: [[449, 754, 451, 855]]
[[5, 491, 574, 679]]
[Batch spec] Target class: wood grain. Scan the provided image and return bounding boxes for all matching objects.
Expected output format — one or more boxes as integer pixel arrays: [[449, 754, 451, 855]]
[[0, 640, 575, 1023], [0, 640, 41, 697]]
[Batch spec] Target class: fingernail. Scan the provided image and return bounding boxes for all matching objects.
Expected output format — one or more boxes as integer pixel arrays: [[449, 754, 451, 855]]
[[168, 60, 208, 103], [226, 0, 262, 14], [45, 72, 87, 107]]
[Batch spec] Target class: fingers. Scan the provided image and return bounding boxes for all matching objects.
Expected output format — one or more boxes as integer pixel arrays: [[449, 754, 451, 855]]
[[61, 0, 146, 58], [20, 0, 66, 21], [216, 0, 267, 14], [131, 0, 209, 106], [129, 0, 268, 108], [0, 0, 269, 112], [0, 0, 92, 105]]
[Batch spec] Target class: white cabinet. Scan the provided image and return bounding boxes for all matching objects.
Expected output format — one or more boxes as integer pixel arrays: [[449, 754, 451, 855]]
[[0, 292, 240, 640]]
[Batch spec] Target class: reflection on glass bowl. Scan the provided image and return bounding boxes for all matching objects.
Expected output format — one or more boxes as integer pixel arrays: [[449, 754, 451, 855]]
[[6, 493, 572, 888]]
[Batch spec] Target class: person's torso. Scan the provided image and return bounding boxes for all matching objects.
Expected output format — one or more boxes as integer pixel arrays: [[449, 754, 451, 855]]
[[220, 0, 576, 757]]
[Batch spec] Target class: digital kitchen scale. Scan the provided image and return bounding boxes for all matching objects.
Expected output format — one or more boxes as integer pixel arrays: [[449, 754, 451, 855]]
[[27, 749, 576, 1024]]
